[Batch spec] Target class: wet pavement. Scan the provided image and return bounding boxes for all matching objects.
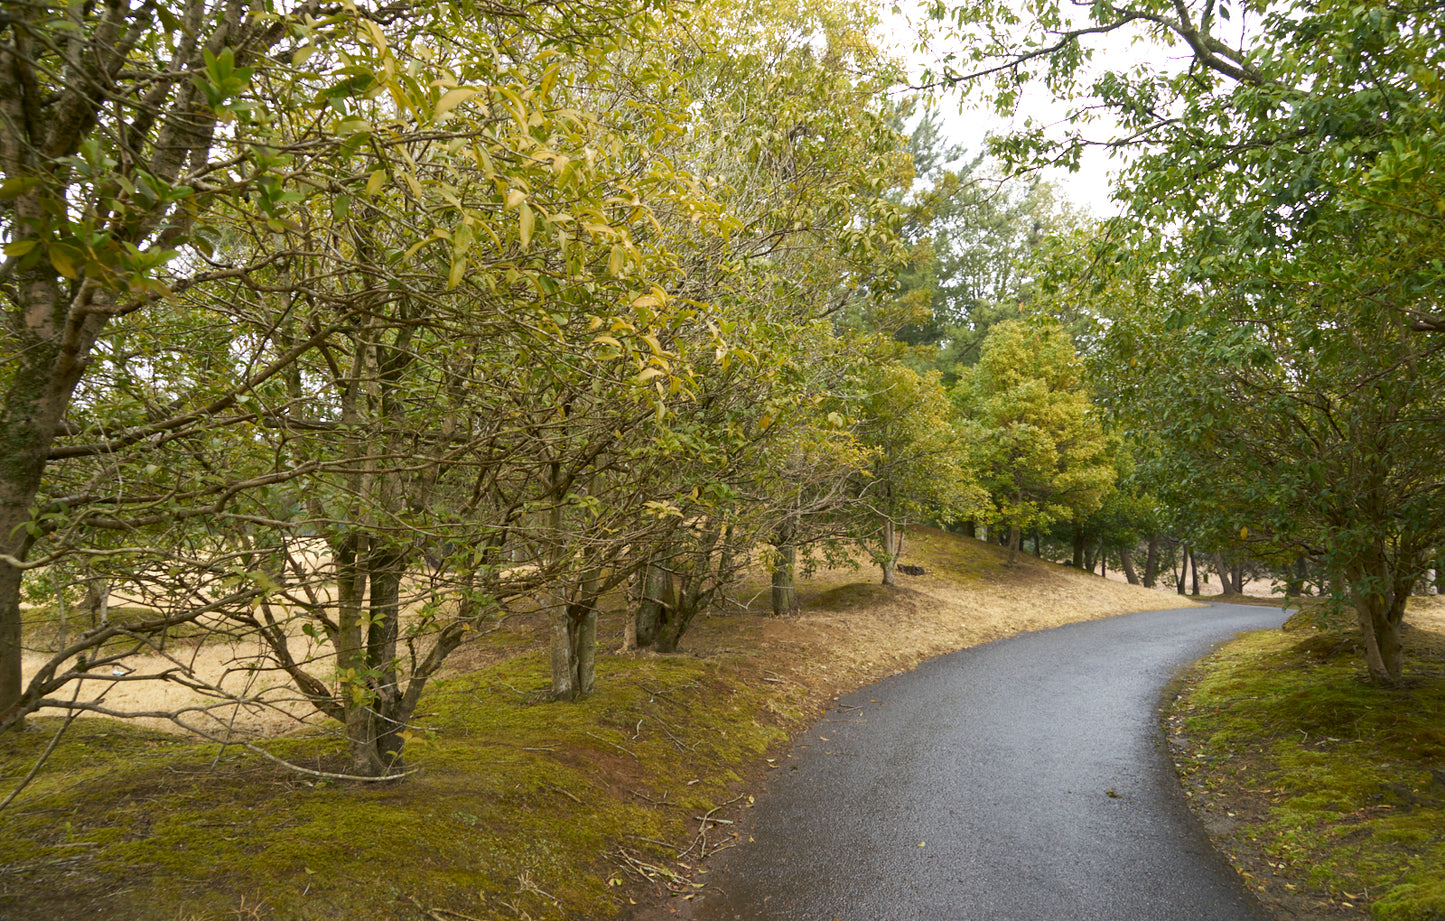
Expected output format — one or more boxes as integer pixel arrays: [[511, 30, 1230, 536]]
[[689, 604, 1287, 921]]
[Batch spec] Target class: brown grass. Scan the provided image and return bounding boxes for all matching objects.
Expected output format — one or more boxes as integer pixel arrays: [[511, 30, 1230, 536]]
[[636, 526, 1200, 704], [21, 527, 1189, 740]]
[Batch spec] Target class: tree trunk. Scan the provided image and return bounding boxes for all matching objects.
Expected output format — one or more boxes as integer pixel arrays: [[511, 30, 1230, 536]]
[[1354, 591, 1405, 686], [1120, 546, 1140, 585], [336, 535, 386, 778], [636, 560, 672, 648], [0, 279, 107, 728], [551, 590, 598, 701], [1033, 531, 1043, 559], [1143, 537, 1159, 588], [1072, 525, 1085, 568], [1212, 553, 1233, 595], [962, 520, 977, 539], [880, 517, 899, 585], [654, 522, 720, 654], [366, 546, 406, 766], [1348, 555, 1412, 686], [1177, 544, 1189, 595], [1286, 555, 1306, 597], [770, 525, 799, 617], [1190, 550, 1200, 596]]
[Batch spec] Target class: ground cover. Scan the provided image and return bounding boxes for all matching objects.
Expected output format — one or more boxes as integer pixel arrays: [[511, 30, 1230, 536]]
[[0, 528, 1180, 920], [1167, 597, 1445, 921]]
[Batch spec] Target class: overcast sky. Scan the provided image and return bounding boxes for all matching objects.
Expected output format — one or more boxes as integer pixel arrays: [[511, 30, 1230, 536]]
[[876, 0, 1162, 218]]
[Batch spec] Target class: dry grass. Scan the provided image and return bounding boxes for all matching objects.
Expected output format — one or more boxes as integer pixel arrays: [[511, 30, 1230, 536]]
[[660, 526, 1200, 703], [21, 527, 1190, 740]]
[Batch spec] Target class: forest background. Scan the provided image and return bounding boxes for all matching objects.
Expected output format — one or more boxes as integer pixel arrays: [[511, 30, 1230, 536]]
[[0, 0, 1442, 910]]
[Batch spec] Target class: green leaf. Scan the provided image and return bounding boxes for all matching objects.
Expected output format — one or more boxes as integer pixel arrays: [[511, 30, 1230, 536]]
[[0, 177, 40, 199]]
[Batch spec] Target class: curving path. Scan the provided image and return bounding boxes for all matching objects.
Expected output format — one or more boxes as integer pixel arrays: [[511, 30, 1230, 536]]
[[689, 603, 1287, 921]]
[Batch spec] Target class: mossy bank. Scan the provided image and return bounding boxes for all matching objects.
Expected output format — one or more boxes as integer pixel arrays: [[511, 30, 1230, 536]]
[[1167, 600, 1445, 921]]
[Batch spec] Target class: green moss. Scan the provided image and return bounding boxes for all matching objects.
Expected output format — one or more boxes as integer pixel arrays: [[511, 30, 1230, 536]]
[[1373, 878, 1445, 921], [0, 645, 789, 920], [1174, 625, 1445, 919]]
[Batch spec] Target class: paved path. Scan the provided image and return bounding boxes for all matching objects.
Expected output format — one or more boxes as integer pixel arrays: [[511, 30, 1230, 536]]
[[691, 604, 1287, 921]]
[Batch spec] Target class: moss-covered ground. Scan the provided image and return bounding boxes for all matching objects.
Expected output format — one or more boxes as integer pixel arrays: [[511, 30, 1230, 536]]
[[1168, 604, 1445, 921], [3, 527, 1335, 921], [0, 649, 806, 921]]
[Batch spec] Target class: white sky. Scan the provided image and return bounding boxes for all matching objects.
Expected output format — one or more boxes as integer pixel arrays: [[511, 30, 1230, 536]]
[[875, 0, 1168, 218]]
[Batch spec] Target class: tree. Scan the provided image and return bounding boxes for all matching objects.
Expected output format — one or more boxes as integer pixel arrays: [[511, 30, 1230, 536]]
[[619, 0, 922, 635], [0, 0, 698, 770], [1093, 238, 1445, 684], [889, 109, 1085, 376], [849, 362, 983, 585], [0, 0, 372, 729], [958, 319, 1114, 566]]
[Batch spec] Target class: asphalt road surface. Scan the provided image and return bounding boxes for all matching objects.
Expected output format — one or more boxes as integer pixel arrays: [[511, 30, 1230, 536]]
[[690, 603, 1289, 921]]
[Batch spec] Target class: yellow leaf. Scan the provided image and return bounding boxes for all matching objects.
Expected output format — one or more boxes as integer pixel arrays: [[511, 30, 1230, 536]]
[[504, 188, 526, 210], [434, 87, 477, 120], [637, 367, 665, 382], [48, 244, 78, 279], [452, 222, 474, 259], [361, 19, 388, 56], [538, 62, 561, 98], [518, 201, 535, 250], [366, 169, 386, 196], [448, 257, 466, 290], [471, 142, 496, 180], [1239, 526, 1249, 540]]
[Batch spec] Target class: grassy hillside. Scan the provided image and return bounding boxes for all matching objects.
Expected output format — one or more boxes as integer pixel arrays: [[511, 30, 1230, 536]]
[[0, 528, 1183, 921]]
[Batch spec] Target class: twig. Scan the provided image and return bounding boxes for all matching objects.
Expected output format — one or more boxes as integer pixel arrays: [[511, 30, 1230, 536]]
[[622, 833, 679, 851], [584, 731, 637, 761], [628, 788, 671, 806], [545, 784, 583, 805], [637, 684, 688, 709], [406, 896, 488, 921], [615, 848, 689, 885], [233, 740, 419, 782], [678, 793, 746, 860], [1, 693, 82, 812]]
